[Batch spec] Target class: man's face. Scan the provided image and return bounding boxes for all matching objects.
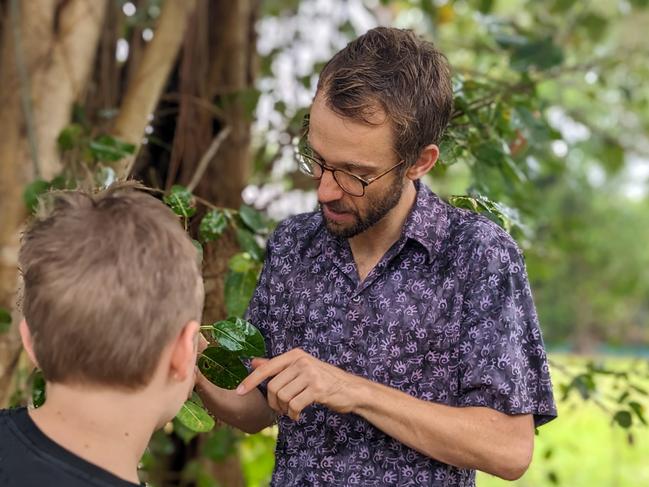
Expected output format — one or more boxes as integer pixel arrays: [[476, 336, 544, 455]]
[[308, 95, 405, 239]]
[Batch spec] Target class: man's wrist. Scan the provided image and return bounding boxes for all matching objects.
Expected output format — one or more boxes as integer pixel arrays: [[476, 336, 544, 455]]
[[347, 374, 373, 415]]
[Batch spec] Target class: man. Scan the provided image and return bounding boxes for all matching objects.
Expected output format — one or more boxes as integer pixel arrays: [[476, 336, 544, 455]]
[[0, 184, 204, 486], [197, 27, 556, 486]]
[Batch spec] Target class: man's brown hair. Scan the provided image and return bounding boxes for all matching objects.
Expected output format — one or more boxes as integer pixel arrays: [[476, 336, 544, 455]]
[[317, 26, 454, 166], [18, 183, 203, 389]]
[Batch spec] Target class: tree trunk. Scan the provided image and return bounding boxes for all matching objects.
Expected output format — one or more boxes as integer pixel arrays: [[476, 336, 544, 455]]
[[0, 0, 107, 407], [168, 1, 258, 485], [112, 0, 197, 178], [198, 0, 258, 322]]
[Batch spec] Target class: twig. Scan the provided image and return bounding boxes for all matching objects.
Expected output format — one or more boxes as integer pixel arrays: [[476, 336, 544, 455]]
[[10, 0, 40, 178], [144, 186, 231, 213], [187, 126, 231, 192]]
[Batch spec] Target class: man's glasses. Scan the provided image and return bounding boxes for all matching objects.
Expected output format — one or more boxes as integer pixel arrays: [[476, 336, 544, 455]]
[[295, 116, 405, 197]]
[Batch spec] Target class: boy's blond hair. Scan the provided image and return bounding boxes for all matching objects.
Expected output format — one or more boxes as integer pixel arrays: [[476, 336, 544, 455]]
[[18, 183, 203, 389]]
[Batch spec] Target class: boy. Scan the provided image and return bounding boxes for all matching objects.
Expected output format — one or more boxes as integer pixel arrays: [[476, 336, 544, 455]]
[[0, 183, 204, 486]]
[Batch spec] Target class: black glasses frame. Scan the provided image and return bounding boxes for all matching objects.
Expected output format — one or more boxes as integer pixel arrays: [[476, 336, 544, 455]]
[[295, 115, 405, 197]]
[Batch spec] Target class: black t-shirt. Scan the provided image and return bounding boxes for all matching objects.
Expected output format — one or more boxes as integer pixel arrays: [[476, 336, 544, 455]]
[[0, 407, 141, 487]]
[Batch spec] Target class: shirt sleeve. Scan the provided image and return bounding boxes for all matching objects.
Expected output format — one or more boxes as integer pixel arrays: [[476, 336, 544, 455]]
[[457, 232, 557, 427]]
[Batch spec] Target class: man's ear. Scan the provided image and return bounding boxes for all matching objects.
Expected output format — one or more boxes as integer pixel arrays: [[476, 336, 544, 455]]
[[405, 144, 439, 181], [169, 320, 200, 381], [19, 319, 39, 368]]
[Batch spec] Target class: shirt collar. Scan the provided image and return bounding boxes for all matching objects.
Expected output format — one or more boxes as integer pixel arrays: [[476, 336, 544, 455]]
[[401, 180, 451, 263], [314, 180, 451, 264]]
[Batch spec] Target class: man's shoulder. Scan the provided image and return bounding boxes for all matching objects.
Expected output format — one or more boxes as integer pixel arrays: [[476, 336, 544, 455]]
[[447, 203, 522, 258]]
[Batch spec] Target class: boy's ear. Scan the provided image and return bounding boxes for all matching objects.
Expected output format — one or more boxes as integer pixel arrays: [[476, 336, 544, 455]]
[[169, 320, 200, 381], [405, 143, 439, 181], [19, 319, 39, 368]]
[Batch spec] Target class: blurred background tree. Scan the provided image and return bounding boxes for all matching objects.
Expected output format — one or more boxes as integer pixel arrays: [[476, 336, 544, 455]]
[[0, 0, 648, 485]]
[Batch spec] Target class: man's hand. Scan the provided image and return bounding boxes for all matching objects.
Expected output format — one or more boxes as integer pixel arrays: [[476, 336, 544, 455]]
[[236, 348, 361, 421]]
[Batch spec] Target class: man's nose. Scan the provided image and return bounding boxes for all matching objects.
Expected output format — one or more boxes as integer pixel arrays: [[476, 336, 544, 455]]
[[317, 169, 344, 204]]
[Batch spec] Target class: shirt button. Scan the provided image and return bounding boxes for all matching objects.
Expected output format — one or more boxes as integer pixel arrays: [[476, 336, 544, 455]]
[[352, 295, 361, 304]]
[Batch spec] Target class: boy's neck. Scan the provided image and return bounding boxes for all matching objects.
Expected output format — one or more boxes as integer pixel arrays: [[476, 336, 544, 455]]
[[28, 382, 164, 484]]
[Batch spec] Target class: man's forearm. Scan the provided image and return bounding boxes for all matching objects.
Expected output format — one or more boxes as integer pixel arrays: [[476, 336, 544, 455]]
[[195, 376, 276, 434], [350, 378, 534, 481]]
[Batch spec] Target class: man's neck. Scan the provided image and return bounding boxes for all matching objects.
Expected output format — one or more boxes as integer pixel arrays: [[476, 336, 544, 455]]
[[349, 181, 417, 281], [29, 382, 162, 484]]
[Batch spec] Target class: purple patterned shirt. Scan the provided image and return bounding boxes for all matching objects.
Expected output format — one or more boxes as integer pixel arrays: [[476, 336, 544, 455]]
[[247, 182, 557, 486]]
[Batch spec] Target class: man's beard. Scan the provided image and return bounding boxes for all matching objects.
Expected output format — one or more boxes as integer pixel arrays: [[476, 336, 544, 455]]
[[321, 176, 404, 239]]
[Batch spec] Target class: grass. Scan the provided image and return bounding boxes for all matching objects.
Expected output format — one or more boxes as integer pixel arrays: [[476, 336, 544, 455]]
[[477, 354, 649, 487], [239, 354, 649, 487]]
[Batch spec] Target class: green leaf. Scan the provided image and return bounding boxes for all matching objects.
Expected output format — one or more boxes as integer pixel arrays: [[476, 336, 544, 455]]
[[201, 428, 238, 461], [175, 400, 215, 433], [240, 88, 261, 120], [224, 268, 259, 317], [89, 135, 136, 162], [31, 369, 46, 408], [510, 38, 564, 72], [550, 0, 577, 13], [474, 140, 506, 166], [198, 347, 249, 390], [494, 33, 529, 49], [199, 210, 228, 242], [49, 175, 73, 190], [239, 205, 267, 233], [628, 401, 647, 425], [448, 194, 528, 235], [513, 106, 553, 145], [580, 13, 608, 42], [228, 252, 256, 273], [476, 0, 494, 14], [210, 317, 266, 357], [613, 410, 633, 428], [23, 179, 51, 213], [600, 141, 625, 174], [163, 185, 196, 218], [0, 308, 11, 333], [172, 417, 200, 444], [438, 138, 464, 164], [57, 123, 85, 152], [192, 239, 203, 266], [236, 227, 264, 261]]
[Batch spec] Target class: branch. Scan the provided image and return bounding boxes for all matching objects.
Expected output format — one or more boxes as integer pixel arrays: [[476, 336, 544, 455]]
[[187, 127, 231, 193], [10, 0, 40, 178], [112, 0, 197, 178]]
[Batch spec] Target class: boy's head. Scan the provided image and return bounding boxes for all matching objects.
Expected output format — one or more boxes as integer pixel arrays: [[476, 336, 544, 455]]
[[18, 183, 204, 420]]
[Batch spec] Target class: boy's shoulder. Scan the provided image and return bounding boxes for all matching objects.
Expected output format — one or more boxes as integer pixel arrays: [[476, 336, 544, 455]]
[[0, 407, 138, 487]]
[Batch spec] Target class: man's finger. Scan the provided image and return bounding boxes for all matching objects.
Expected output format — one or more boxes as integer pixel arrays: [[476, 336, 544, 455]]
[[236, 352, 297, 394], [287, 389, 314, 422], [266, 366, 300, 413], [275, 376, 309, 415], [251, 357, 269, 369]]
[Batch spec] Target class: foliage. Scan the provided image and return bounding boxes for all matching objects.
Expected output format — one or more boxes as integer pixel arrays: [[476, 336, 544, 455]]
[[477, 355, 649, 487], [163, 186, 269, 433]]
